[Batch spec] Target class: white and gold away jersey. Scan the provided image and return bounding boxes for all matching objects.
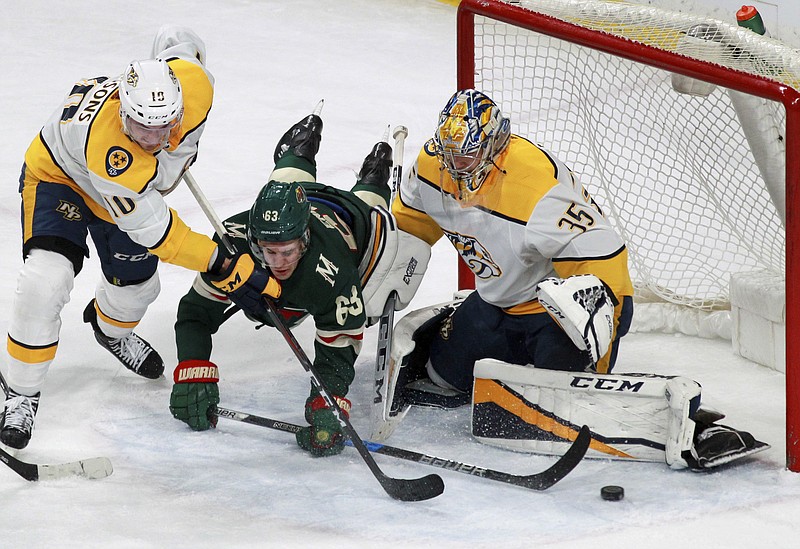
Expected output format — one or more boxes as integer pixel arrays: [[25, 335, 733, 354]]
[[22, 42, 216, 272], [392, 135, 634, 313]]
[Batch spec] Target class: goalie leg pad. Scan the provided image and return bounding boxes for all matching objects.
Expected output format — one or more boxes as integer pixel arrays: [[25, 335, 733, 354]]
[[664, 377, 701, 469], [360, 206, 430, 321], [368, 296, 464, 441], [471, 359, 702, 464]]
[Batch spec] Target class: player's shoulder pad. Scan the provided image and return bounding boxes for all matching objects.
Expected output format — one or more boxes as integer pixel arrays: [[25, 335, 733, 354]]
[[166, 57, 213, 135], [85, 95, 157, 194], [421, 138, 438, 158]]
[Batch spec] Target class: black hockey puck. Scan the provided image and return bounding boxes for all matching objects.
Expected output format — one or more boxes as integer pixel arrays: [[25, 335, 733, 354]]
[[600, 485, 624, 501]]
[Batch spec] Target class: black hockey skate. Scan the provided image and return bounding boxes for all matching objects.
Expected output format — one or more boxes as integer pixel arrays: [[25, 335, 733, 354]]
[[273, 113, 323, 164], [1, 387, 40, 450], [688, 422, 770, 470], [83, 300, 164, 379], [356, 141, 393, 191]]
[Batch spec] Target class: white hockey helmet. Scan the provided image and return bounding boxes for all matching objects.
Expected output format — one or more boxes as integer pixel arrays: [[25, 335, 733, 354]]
[[119, 58, 183, 152]]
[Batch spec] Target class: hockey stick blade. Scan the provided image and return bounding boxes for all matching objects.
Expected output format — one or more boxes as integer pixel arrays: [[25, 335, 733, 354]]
[[264, 300, 443, 502], [495, 424, 591, 490], [0, 373, 114, 482], [214, 406, 442, 501], [0, 446, 113, 482], [214, 406, 589, 491]]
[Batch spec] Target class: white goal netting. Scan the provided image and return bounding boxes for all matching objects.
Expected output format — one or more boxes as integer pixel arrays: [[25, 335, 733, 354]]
[[469, 0, 799, 312]]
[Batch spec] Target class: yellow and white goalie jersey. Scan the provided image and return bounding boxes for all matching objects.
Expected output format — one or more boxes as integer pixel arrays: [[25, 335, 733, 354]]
[[22, 40, 216, 272], [392, 135, 634, 313]]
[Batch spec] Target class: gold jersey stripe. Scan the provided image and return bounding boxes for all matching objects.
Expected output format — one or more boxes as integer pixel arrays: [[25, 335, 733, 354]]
[[391, 193, 443, 245], [502, 300, 546, 315], [415, 136, 559, 224]]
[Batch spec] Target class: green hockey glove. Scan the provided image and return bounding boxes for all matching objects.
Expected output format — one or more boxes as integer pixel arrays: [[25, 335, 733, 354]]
[[169, 359, 220, 431], [295, 395, 351, 457]]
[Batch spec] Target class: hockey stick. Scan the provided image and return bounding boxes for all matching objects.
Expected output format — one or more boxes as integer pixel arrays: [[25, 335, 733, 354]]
[[214, 406, 591, 491], [0, 373, 113, 481], [182, 170, 445, 502], [389, 125, 408, 198], [0, 447, 113, 482], [372, 126, 408, 436]]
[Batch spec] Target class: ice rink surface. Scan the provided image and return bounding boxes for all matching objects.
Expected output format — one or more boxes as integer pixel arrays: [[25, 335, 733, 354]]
[[1, 1, 798, 547]]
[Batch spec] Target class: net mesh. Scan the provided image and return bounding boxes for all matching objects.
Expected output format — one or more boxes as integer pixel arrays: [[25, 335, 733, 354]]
[[471, 0, 794, 310]]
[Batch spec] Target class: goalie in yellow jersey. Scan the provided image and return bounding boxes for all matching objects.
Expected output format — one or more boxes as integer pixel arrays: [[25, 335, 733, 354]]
[[1, 26, 278, 450], [377, 89, 767, 470], [392, 88, 635, 390]]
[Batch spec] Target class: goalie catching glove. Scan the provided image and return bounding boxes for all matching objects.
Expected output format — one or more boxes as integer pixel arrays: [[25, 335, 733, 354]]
[[170, 360, 220, 431], [296, 395, 351, 457], [208, 253, 281, 318], [537, 274, 617, 364]]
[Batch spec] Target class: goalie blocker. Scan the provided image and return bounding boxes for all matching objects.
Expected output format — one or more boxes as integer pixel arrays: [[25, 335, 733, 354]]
[[472, 360, 769, 470]]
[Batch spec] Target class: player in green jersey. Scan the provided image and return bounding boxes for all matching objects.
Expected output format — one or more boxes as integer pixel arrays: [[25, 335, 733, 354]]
[[170, 113, 429, 457]]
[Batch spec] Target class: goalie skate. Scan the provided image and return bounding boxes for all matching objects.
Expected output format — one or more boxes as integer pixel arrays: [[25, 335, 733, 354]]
[[688, 423, 770, 470]]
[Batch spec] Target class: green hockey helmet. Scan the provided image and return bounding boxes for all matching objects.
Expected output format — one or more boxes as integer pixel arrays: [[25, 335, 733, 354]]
[[248, 180, 311, 264]]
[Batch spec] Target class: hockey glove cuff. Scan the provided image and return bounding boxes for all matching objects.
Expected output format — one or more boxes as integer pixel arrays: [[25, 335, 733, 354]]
[[169, 359, 221, 431], [295, 395, 351, 457]]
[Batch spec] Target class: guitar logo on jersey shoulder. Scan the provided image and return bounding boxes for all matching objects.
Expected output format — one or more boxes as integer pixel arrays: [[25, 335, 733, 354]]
[[423, 138, 438, 157], [105, 146, 132, 177], [442, 229, 502, 279]]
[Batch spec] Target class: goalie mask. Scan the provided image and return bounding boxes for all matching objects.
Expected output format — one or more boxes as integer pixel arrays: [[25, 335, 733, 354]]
[[248, 181, 311, 270], [119, 58, 184, 153], [433, 89, 510, 202]]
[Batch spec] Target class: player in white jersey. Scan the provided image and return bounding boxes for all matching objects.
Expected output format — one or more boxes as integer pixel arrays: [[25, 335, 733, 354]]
[[1, 26, 280, 450], [391, 89, 635, 397]]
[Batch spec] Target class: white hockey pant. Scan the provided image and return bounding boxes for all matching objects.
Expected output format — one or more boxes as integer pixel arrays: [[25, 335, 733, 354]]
[[6, 249, 75, 393], [93, 273, 161, 339]]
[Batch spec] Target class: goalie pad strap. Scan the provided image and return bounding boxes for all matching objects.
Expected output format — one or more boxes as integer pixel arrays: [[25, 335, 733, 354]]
[[471, 359, 699, 466]]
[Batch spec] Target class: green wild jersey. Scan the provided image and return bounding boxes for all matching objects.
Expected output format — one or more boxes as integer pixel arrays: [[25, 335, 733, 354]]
[[175, 182, 377, 397]]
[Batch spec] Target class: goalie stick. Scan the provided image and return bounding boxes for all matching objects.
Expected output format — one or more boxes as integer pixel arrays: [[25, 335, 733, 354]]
[[214, 406, 591, 491], [0, 374, 113, 482], [372, 125, 407, 436], [182, 168, 445, 502]]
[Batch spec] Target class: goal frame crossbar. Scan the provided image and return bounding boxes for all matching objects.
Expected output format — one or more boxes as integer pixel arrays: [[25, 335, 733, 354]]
[[456, 0, 800, 471]]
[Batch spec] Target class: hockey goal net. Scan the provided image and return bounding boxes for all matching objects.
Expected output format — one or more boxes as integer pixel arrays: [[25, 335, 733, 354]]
[[456, 0, 800, 470]]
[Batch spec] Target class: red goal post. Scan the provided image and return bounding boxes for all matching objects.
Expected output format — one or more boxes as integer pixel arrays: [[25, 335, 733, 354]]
[[456, 0, 800, 471]]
